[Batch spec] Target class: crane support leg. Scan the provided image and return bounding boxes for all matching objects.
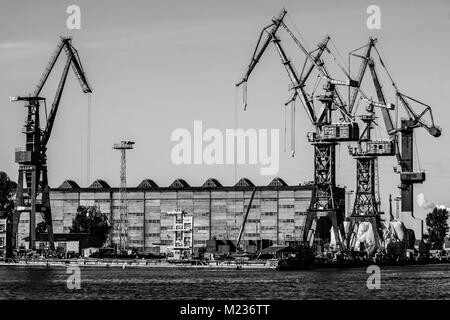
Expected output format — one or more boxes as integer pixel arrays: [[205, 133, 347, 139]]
[[400, 121, 415, 214], [348, 156, 383, 251], [303, 142, 345, 251], [41, 166, 55, 249]]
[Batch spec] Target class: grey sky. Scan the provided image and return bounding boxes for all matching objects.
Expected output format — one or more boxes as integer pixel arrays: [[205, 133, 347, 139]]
[[1, 0, 449, 221]]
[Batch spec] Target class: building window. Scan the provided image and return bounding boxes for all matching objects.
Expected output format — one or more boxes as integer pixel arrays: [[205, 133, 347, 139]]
[[247, 219, 260, 223], [262, 212, 276, 216], [280, 205, 294, 209], [261, 226, 276, 231], [0, 238, 4, 247], [295, 211, 307, 216], [194, 226, 209, 231], [128, 226, 144, 231], [145, 233, 159, 237], [129, 212, 144, 217], [244, 233, 260, 238], [146, 219, 160, 223]]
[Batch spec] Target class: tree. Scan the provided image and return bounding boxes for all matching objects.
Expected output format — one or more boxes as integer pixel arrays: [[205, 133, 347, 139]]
[[426, 207, 449, 250], [0, 172, 17, 258], [0, 172, 16, 219], [70, 205, 111, 246]]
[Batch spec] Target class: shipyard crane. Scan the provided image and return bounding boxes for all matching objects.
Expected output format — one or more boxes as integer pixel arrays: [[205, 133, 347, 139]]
[[8, 37, 92, 253], [346, 37, 441, 248], [236, 9, 361, 252]]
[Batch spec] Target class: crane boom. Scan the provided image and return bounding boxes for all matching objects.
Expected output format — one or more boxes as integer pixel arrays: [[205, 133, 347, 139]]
[[40, 58, 72, 148], [40, 40, 92, 148], [348, 38, 375, 114], [368, 59, 396, 135], [236, 187, 257, 251], [33, 40, 66, 97], [235, 9, 287, 87], [272, 36, 316, 123]]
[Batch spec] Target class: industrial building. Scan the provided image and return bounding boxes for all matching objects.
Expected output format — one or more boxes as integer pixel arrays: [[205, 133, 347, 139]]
[[15, 178, 346, 254]]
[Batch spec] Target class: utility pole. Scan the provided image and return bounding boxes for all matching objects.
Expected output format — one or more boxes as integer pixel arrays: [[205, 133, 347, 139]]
[[113, 141, 134, 254]]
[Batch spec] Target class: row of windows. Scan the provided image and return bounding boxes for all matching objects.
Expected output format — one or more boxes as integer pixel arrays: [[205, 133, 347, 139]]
[[129, 213, 144, 217], [146, 219, 160, 223], [247, 219, 260, 223], [280, 219, 295, 223], [145, 233, 160, 237], [262, 212, 276, 216], [194, 226, 209, 231], [279, 205, 295, 209], [244, 233, 260, 237], [194, 240, 207, 245], [129, 240, 144, 245], [260, 226, 276, 231], [128, 226, 144, 231]]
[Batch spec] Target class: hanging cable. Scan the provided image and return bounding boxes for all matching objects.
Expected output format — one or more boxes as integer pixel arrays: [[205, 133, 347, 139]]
[[413, 131, 421, 171], [395, 92, 399, 129], [87, 93, 92, 186], [43, 99, 48, 123], [286, 12, 310, 50], [243, 81, 248, 110], [330, 37, 354, 79], [283, 104, 287, 152], [234, 86, 238, 184], [291, 99, 295, 157]]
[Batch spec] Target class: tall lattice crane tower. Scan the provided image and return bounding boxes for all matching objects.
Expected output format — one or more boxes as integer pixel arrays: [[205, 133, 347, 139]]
[[113, 141, 134, 253]]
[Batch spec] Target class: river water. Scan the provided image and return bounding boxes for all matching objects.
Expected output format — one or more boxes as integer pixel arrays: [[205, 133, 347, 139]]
[[0, 264, 449, 300]]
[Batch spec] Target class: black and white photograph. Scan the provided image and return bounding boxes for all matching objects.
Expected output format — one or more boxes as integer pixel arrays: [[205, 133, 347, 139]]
[[0, 0, 449, 315]]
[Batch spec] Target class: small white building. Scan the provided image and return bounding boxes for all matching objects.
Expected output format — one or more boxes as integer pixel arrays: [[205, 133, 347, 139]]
[[166, 209, 193, 259]]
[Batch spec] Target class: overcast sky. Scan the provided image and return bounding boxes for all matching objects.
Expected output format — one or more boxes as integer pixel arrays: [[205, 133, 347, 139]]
[[1, 0, 449, 220]]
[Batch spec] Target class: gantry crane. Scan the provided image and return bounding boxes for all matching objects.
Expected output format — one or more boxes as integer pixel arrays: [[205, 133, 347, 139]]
[[346, 37, 441, 248], [8, 37, 92, 253], [236, 9, 361, 252]]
